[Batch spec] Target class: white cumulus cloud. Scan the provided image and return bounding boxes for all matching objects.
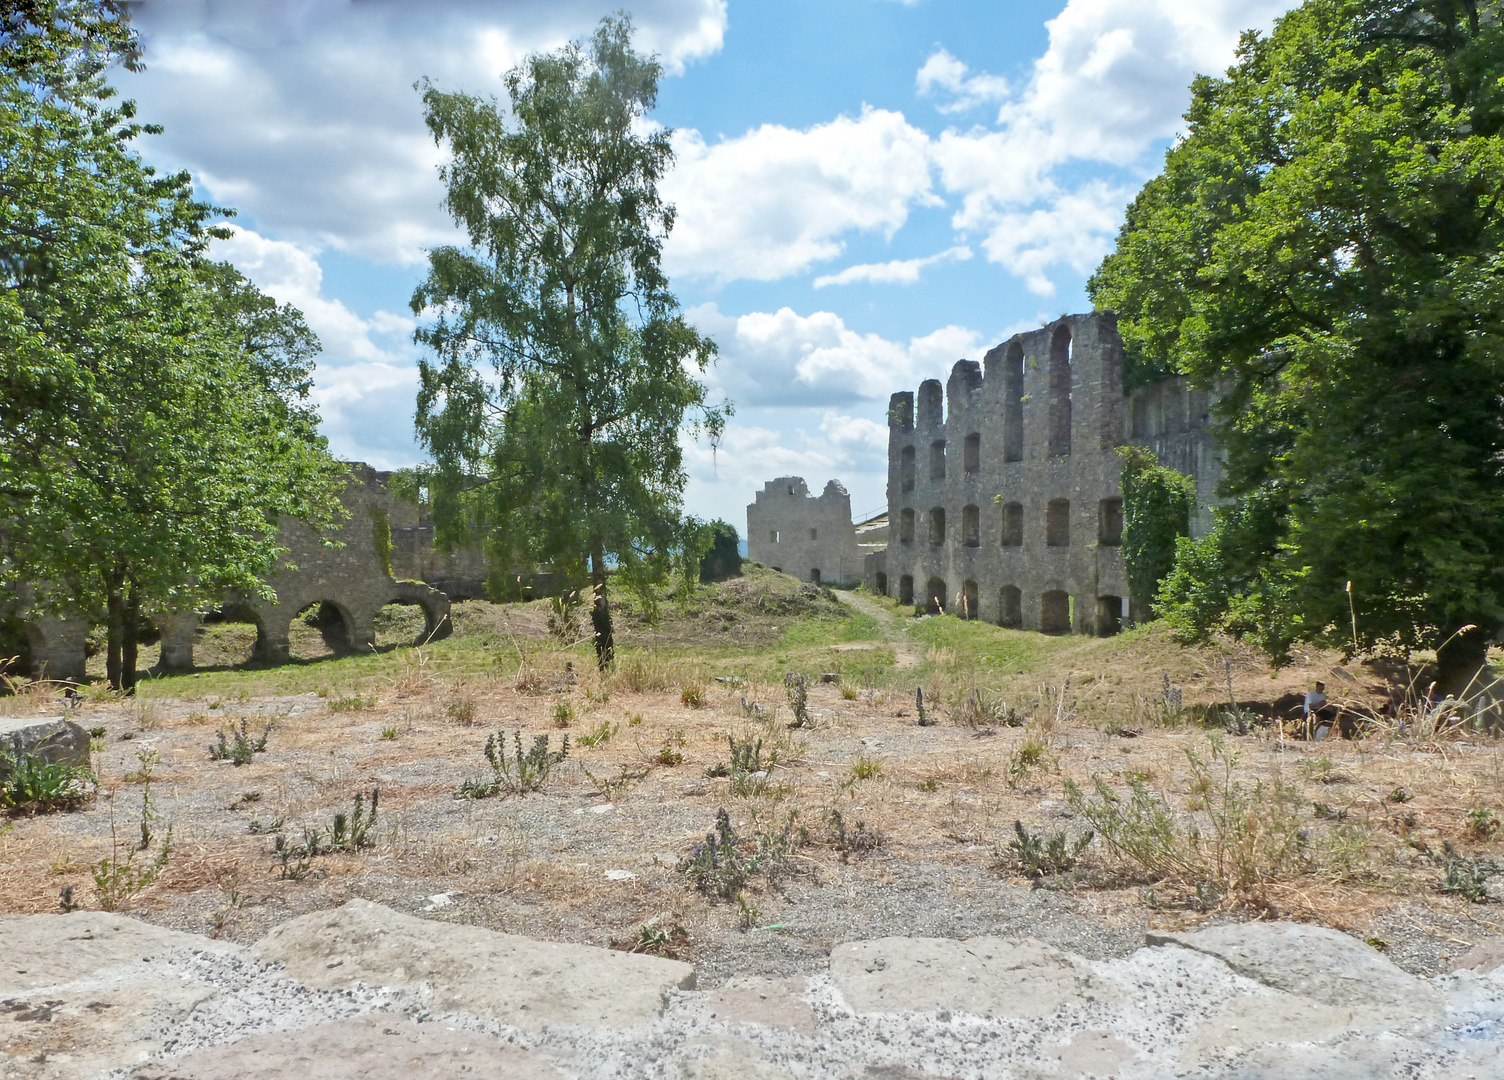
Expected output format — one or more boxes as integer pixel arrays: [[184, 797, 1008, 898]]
[[813, 245, 972, 289], [122, 0, 729, 265], [662, 107, 939, 284], [916, 48, 1010, 114], [928, 0, 1294, 294], [688, 302, 981, 409]]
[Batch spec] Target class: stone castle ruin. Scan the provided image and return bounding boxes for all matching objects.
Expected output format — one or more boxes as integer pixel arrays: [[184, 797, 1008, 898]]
[[13, 464, 489, 683], [745, 477, 886, 587], [866, 311, 1222, 633]]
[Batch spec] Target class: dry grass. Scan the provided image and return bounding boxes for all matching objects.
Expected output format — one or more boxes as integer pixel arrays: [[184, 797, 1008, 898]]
[[1, 579, 1501, 974]]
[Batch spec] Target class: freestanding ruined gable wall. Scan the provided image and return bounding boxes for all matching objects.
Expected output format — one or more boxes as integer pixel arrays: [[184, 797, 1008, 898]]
[[746, 477, 867, 587], [866, 312, 1221, 635]]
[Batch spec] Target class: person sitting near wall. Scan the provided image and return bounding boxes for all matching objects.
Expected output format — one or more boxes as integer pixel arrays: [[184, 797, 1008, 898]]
[[1304, 681, 1332, 739]]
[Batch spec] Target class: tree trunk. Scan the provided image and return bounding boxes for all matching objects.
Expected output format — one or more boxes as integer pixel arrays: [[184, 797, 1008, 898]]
[[120, 580, 140, 695], [104, 566, 125, 692], [589, 535, 614, 670], [1436, 624, 1491, 697]]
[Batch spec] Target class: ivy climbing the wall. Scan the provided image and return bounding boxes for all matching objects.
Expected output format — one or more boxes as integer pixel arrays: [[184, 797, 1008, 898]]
[[1116, 447, 1194, 620], [370, 505, 393, 579]]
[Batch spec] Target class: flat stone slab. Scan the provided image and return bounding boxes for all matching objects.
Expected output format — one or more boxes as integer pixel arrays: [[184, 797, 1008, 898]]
[[249, 898, 695, 1030], [829, 936, 1121, 1018], [1147, 921, 1443, 1024], [131, 1015, 562, 1080], [1, 910, 1498, 1079], [0, 716, 89, 772]]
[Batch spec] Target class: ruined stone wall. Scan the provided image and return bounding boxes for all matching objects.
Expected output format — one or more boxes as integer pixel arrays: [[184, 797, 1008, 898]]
[[17, 464, 462, 680], [746, 477, 865, 587], [868, 312, 1222, 634]]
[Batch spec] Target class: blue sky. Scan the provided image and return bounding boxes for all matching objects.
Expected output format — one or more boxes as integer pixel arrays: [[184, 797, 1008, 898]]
[[118, 0, 1293, 529]]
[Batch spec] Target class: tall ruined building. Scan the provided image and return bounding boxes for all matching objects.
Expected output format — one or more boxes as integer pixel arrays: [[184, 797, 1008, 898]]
[[866, 312, 1221, 634]]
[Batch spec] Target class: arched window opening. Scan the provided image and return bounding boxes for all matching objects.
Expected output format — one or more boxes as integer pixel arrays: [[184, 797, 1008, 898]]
[[1049, 325, 1072, 456], [875, 572, 888, 596], [1096, 596, 1123, 637], [962, 580, 979, 620], [1001, 501, 1023, 547], [1041, 590, 1071, 634], [900, 446, 916, 492], [1098, 498, 1123, 546], [899, 575, 914, 606], [962, 504, 980, 547], [999, 586, 1022, 628], [963, 433, 981, 474], [930, 440, 947, 480], [928, 507, 946, 545], [899, 508, 915, 543], [1046, 498, 1071, 547], [925, 577, 947, 615], [1004, 341, 1024, 462]]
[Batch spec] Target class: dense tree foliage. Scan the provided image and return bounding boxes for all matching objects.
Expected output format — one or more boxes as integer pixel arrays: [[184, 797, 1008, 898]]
[[0, 1, 342, 689], [1090, 0, 1504, 687], [410, 16, 727, 669], [1116, 448, 1194, 621]]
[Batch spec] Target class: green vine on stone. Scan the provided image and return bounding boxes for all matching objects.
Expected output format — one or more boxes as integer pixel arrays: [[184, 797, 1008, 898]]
[[1117, 446, 1194, 620]]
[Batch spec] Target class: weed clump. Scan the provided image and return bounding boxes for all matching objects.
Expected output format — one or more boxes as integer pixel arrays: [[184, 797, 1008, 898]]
[[208, 718, 271, 765], [784, 673, 811, 728], [680, 682, 707, 708], [823, 807, 882, 861], [1005, 820, 1093, 878], [457, 730, 570, 798], [1065, 743, 1307, 904], [576, 719, 619, 747], [1, 739, 95, 813], [679, 807, 798, 899]]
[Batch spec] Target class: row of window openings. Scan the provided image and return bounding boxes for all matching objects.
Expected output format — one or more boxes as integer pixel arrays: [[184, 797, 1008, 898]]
[[768, 528, 818, 543], [896, 498, 1122, 548], [871, 575, 1124, 636], [900, 327, 1075, 475]]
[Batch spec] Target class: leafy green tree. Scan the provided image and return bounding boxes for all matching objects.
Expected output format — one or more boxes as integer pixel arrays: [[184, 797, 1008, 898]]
[[0, 2, 343, 689], [698, 519, 743, 583], [410, 16, 728, 669], [1090, 0, 1504, 688], [1116, 448, 1194, 620]]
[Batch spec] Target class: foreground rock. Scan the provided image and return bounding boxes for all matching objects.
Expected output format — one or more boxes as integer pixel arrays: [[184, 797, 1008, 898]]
[[0, 716, 89, 774], [0, 901, 1500, 1079], [250, 897, 694, 1030]]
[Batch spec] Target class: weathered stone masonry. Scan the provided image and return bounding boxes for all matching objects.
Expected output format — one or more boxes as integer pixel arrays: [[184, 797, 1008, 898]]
[[16, 464, 477, 682], [865, 312, 1221, 634], [746, 477, 869, 587]]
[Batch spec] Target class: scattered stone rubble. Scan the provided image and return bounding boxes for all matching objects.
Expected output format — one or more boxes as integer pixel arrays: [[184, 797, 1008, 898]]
[[0, 899, 1499, 1078]]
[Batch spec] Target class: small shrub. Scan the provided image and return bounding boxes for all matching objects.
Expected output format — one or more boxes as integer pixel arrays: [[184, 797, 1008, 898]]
[[679, 807, 798, 899], [552, 702, 575, 728], [917, 777, 940, 792], [379, 725, 398, 740], [92, 790, 171, 911], [457, 731, 570, 799], [576, 719, 619, 748], [824, 807, 882, 861], [1, 740, 96, 813], [1006, 734, 1051, 789], [915, 686, 934, 727], [445, 698, 477, 725], [628, 713, 643, 726], [330, 789, 379, 852], [784, 673, 810, 728], [850, 755, 884, 781], [1005, 820, 1093, 878], [705, 733, 776, 779], [952, 689, 1024, 729], [1439, 841, 1500, 903], [626, 921, 690, 958], [655, 743, 684, 765], [1466, 807, 1500, 840], [208, 717, 272, 765], [328, 694, 375, 712], [840, 685, 858, 701], [582, 763, 647, 800], [680, 682, 707, 708]]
